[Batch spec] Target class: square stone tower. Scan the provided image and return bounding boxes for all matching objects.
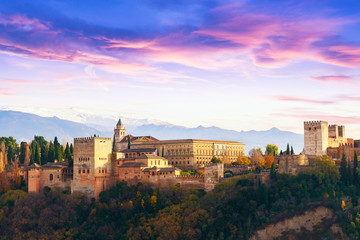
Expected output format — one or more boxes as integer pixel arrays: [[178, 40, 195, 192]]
[[304, 121, 329, 156], [72, 137, 112, 198]]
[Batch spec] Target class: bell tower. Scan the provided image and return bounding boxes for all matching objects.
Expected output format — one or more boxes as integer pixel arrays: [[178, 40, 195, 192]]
[[114, 118, 126, 152]]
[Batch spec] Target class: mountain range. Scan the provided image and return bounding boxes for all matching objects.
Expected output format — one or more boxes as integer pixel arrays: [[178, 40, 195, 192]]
[[0, 110, 303, 154]]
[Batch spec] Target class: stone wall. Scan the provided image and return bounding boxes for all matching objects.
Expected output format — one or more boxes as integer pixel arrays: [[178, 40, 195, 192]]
[[224, 165, 251, 175], [278, 154, 309, 174]]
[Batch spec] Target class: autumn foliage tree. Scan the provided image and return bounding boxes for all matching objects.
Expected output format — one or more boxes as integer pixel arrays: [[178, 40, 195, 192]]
[[249, 148, 264, 167], [264, 154, 274, 168], [237, 156, 251, 165]]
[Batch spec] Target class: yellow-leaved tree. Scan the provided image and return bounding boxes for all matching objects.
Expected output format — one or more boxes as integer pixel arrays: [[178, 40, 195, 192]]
[[237, 156, 251, 165]]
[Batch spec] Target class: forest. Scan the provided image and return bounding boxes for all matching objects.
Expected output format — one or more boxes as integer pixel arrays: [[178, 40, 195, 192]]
[[0, 152, 359, 239]]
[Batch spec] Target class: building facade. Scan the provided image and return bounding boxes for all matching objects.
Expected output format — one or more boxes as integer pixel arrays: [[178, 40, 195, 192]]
[[28, 118, 231, 198], [304, 120, 360, 160]]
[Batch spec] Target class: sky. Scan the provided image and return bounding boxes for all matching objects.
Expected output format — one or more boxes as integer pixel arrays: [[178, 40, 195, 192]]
[[1, 0, 360, 136]]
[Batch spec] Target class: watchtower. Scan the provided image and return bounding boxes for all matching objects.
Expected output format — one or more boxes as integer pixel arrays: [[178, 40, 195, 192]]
[[304, 121, 329, 156]]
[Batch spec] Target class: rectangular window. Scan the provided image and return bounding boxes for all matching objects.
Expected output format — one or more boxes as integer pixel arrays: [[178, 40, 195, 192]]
[[87, 169, 90, 174], [79, 170, 81, 174]]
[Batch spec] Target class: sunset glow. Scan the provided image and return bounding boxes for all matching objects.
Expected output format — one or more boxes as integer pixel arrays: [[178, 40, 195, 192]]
[[1, 0, 360, 135]]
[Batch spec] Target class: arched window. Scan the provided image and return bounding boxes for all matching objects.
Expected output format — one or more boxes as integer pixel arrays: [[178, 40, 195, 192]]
[[50, 174, 53, 181]]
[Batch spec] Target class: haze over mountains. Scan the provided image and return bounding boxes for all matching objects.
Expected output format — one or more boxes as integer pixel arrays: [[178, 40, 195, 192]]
[[0, 110, 303, 154]]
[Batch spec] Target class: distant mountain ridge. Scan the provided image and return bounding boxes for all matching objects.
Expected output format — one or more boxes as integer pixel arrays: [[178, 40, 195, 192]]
[[0, 110, 303, 154]]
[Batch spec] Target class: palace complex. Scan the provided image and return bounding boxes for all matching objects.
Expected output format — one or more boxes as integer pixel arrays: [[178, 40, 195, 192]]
[[27, 119, 243, 198]]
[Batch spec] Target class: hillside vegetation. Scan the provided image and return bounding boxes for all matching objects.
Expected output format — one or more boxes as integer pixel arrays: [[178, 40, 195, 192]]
[[0, 155, 360, 239]]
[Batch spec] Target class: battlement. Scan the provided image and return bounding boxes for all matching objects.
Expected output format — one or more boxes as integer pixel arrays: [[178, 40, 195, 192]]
[[176, 175, 204, 179], [74, 137, 111, 143], [304, 120, 328, 127], [329, 124, 338, 128]]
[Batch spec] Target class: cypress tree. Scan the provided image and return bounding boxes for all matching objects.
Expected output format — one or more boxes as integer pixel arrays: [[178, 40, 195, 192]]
[[127, 137, 131, 149], [270, 161, 276, 180], [290, 146, 294, 155], [64, 143, 71, 161], [35, 144, 41, 165], [286, 144, 290, 155], [55, 145, 63, 162], [41, 144, 48, 165], [48, 141, 55, 162], [19, 142, 27, 164], [70, 143, 74, 154], [162, 146, 164, 157], [54, 137, 60, 148], [280, 150, 283, 156], [354, 151, 358, 186], [348, 159, 352, 185], [112, 134, 115, 152], [54, 136, 62, 161], [340, 148, 347, 185], [30, 141, 37, 165]]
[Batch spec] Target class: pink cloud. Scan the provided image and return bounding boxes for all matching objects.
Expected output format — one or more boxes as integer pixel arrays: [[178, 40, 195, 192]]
[[337, 95, 360, 102], [310, 75, 353, 83], [276, 96, 334, 104], [0, 14, 50, 31], [0, 87, 13, 96]]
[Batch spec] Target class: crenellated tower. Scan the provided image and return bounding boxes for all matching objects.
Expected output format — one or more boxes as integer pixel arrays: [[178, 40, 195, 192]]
[[304, 121, 329, 156], [114, 118, 126, 152]]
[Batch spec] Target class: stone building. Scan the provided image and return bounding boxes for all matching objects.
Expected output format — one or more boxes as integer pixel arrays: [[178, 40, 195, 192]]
[[304, 121, 353, 157], [113, 121, 245, 169], [71, 137, 114, 198], [28, 162, 72, 193], [27, 118, 231, 199]]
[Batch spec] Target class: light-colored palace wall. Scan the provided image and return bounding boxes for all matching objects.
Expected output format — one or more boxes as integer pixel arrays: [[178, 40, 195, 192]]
[[131, 139, 244, 169]]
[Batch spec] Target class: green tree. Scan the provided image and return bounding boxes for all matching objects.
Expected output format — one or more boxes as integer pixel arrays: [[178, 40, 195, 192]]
[[211, 156, 221, 163], [128, 137, 131, 149], [41, 144, 48, 165], [270, 161, 277, 180], [54, 137, 62, 161], [265, 144, 279, 156], [48, 141, 55, 163], [30, 141, 41, 165], [286, 144, 290, 155], [309, 155, 340, 187], [340, 149, 348, 185], [70, 143, 74, 154], [162, 146, 164, 157], [354, 151, 358, 186], [7, 144, 15, 162], [55, 145, 63, 162], [112, 134, 115, 152], [280, 150, 283, 156], [348, 158, 352, 185], [290, 146, 294, 155], [64, 143, 71, 161], [54, 137, 60, 148], [34, 143, 41, 165], [19, 142, 27, 164]]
